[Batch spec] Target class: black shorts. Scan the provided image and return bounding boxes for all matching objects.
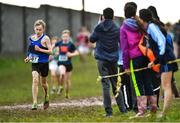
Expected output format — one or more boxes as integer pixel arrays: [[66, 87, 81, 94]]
[[58, 63, 73, 72], [150, 71, 161, 91], [32, 63, 49, 77]]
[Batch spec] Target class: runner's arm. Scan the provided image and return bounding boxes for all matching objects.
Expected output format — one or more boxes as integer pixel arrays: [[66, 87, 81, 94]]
[[35, 36, 52, 55], [24, 57, 30, 63], [67, 50, 80, 58]]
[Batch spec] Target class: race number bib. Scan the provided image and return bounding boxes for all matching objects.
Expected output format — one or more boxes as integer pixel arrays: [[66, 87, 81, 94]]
[[29, 53, 39, 63], [59, 55, 68, 62]]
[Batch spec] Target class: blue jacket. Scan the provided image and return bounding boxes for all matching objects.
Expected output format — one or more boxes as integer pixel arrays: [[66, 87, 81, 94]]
[[90, 19, 119, 62], [147, 23, 176, 65]]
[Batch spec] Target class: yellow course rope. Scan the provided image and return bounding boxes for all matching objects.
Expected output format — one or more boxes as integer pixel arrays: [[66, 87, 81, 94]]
[[115, 67, 121, 98], [97, 58, 180, 98]]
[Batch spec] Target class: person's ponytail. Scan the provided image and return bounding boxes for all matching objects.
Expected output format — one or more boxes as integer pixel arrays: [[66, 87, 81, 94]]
[[151, 18, 167, 37]]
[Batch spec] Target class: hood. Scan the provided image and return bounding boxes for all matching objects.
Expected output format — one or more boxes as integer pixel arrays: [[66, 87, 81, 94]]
[[95, 19, 116, 32], [124, 18, 139, 32]]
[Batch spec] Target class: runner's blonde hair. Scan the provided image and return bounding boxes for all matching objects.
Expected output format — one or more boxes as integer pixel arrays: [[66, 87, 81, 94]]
[[34, 19, 46, 29]]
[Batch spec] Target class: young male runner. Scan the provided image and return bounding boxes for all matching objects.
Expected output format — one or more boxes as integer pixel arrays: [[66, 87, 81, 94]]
[[24, 20, 52, 110]]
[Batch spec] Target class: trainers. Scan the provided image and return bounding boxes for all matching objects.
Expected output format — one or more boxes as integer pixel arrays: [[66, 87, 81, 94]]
[[129, 112, 144, 119], [50, 89, 56, 94], [31, 103, 38, 110], [103, 114, 112, 118], [57, 86, 63, 95], [65, 93, 70, 99], [43, 95, 49, 110], [157, 112, 165, 118]]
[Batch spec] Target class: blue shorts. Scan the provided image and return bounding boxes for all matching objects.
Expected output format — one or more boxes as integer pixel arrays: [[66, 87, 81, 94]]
[[160, 62, 178, 73]]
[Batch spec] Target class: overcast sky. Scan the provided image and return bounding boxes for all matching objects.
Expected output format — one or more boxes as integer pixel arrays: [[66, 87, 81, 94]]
[[0, 0, 179, 23]]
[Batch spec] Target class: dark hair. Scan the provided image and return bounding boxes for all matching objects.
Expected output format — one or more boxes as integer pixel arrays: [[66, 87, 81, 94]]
[[178, 20, 180, 24], [124, 4, 136, 18], [165, 22, 172, 28], [103, 8, 114, 19], [148, 6, 160, 21], [139, 9, 153, 23], [148, 6, 165, 27], [148, 6, 167, 36], [125, 2, 137, 9], [139, 9, 167, 36]]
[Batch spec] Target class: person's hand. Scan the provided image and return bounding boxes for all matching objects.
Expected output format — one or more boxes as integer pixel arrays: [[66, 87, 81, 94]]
[[148, 62, 154, 68], [55, 52, 59, 56], [125, 69, 130, 75], [134, 15, 139, 20], [98, 15, 103, 24], [35, 45, 41, 52], [49, 55, 53, 61], [24, 57, 30, 63], [66, 52, 73, 58]]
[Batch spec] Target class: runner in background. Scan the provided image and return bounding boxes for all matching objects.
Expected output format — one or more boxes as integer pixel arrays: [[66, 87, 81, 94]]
[[55, 30, 79, 98], [76, 27, 91, 62], [49, 36, 60, 94]]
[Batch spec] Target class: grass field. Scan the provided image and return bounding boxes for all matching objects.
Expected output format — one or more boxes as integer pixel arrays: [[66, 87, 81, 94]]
[[0, 56, 180, 122], [0, 56, 101, 105]]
